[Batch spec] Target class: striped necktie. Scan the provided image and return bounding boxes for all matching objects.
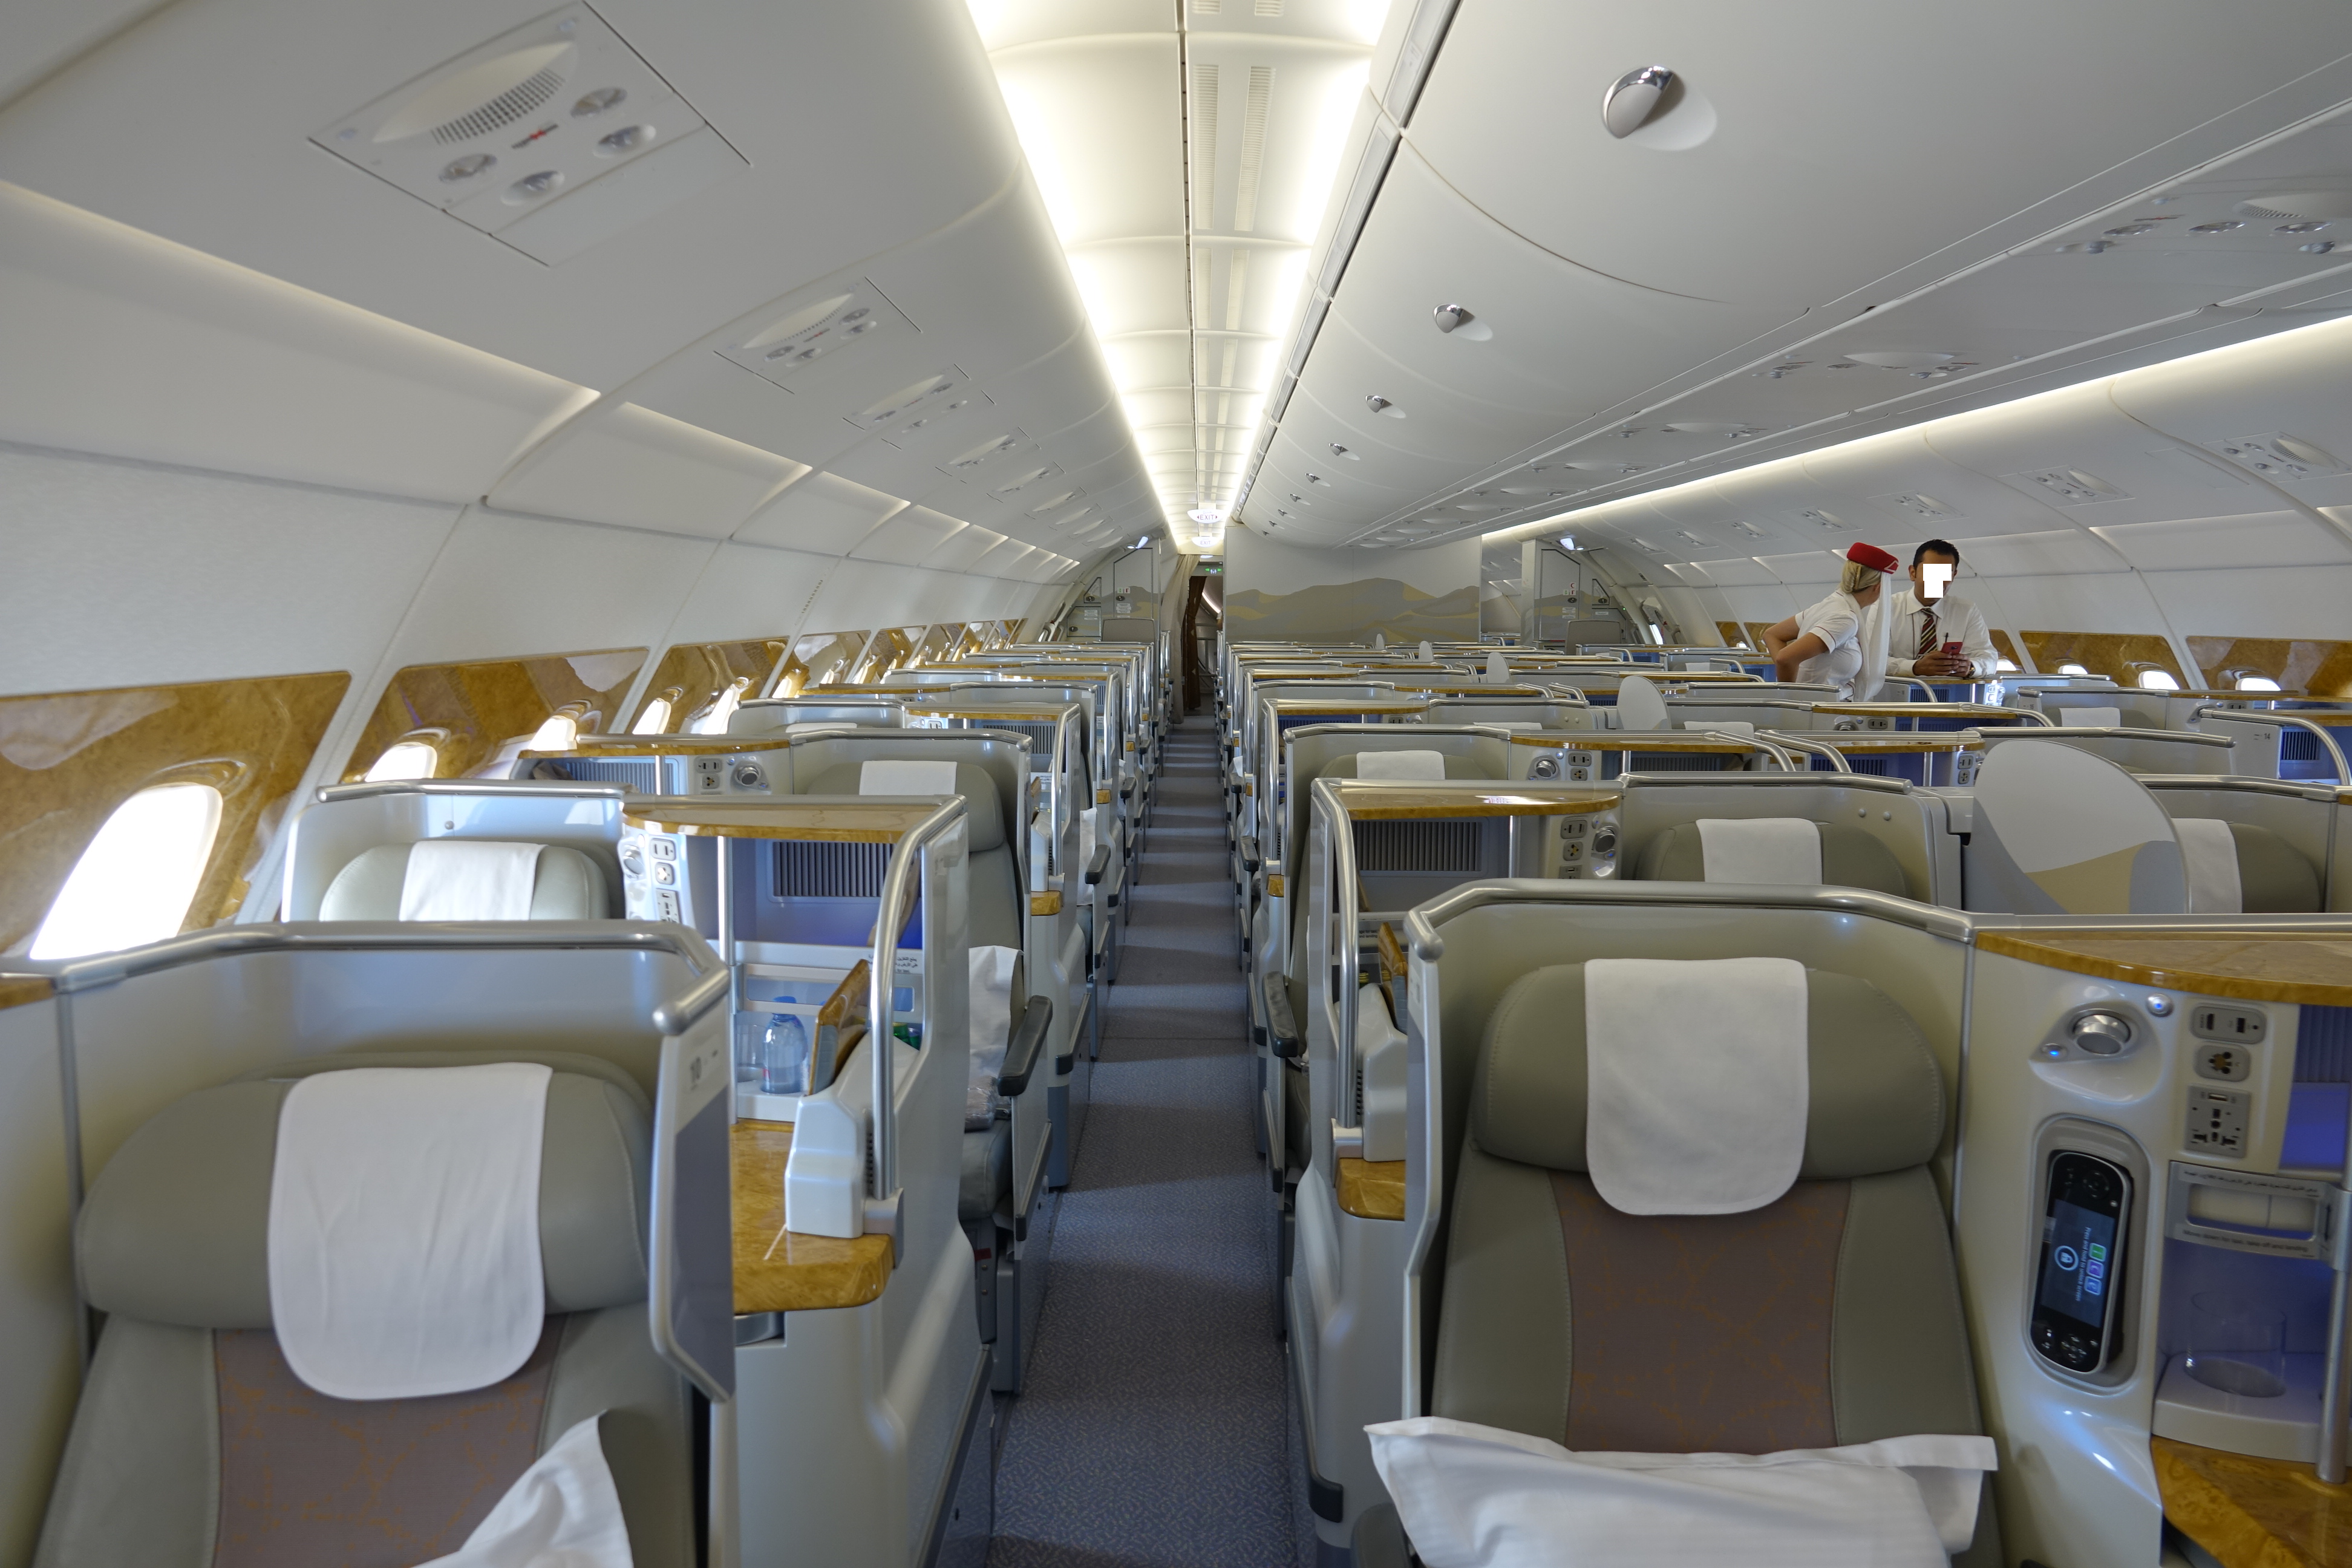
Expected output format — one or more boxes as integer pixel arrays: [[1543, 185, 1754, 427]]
[[1917, 605, 1940, 658]]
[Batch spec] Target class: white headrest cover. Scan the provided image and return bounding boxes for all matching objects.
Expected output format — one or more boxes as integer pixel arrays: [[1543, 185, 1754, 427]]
[[269, 1063, 550, 1399], [1584, 958, 1808, 1215], [1697, 818, 1822, 885], [399, 840, 544, 921], [860, 759, 959, 796], [1356, 749, 1447, 782]]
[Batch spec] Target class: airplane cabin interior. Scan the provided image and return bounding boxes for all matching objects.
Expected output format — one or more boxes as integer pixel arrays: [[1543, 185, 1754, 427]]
[[8, 2, 2352, 1566]]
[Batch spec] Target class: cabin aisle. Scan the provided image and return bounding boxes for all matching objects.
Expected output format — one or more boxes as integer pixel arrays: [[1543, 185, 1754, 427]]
[[989, 721, 1313, 1566]]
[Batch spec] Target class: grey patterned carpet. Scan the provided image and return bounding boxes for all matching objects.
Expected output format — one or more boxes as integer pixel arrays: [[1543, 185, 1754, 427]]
[[988, 719, 1315, 1566]]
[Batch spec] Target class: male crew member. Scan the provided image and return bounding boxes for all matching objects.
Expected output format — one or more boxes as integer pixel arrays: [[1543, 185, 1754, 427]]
[[1874, 538, 1999, 695]]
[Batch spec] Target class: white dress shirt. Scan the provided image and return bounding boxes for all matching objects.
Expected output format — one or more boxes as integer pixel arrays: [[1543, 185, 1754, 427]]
[[1878, 589, 1998, 688]]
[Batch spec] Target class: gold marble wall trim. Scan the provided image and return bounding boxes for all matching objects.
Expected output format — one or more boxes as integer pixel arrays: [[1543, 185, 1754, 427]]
[[342, 648, 647, 782], [2187, 636, 2352, 699], [0, 671, 351, 953], [2020, 630, 2186, 685], [630, 641, 786, 733], [777, 630, 866, 696]]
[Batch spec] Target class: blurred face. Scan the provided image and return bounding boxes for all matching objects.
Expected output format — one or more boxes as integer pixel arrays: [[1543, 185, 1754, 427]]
[[1912, 552, 1958, 602]]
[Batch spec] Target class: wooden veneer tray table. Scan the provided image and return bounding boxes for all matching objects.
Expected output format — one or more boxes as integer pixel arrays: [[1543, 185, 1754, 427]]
[[731, 1120, 891, 1313], [1328, 783, 1621, 818], [624, 800, 940, 843], [1971, 929, 2352, 1005], [2153, 1434, 2352, 1568], [1336, 1158, 1406, 1221]]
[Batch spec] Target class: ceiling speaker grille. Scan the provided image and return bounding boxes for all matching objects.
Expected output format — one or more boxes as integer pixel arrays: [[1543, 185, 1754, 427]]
[[433, 64, 566, 144]]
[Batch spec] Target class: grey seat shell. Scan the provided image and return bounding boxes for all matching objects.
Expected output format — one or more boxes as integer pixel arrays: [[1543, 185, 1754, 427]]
[[37, 1050, 694, 1568], [2220, 821, 2321, 913]]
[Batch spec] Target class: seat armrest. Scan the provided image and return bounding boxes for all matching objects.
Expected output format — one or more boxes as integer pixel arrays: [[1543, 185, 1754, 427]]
[[1239, 834, 1262, 874], [996, 997, 1054, 1096], [1262, 969, 1304, 1062], [1352, 1504, 1417, 1568], [1084, 846, 1112, 886]]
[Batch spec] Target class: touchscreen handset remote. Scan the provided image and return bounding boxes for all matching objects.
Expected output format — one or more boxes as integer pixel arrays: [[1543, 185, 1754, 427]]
[[2030, 1150, 2131, 1374]]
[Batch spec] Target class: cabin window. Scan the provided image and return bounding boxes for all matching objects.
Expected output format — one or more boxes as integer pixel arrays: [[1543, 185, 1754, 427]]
[[687, 678, 751, 734], [2236, 675, 2284, 692], [30, 783, 224, 959], [529, 710, 582, 752], [2022, 632, 2184, 688], [1995, 658, 2020, 673], [1, 673, 349, 952], [362, 739, 440, 781], [631, 691, 679, 734], [2135, 668, 2180, 690], [341, 649, 646, 781]]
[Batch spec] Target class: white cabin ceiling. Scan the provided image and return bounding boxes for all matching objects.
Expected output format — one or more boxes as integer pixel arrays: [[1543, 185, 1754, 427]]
[[0, 0, 1175, 584], [1232, 0, 2352, 552], [969, 0, 1390, 554]]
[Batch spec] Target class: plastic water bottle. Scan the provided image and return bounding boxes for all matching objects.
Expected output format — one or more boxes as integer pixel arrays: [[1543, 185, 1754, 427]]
[[762, 1013, 811, 1096]]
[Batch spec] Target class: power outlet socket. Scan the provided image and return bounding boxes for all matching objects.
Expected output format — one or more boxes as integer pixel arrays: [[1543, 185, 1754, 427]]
[[2193, 1043, 2253, 1082], [2186, 1086, 2250, 1157]]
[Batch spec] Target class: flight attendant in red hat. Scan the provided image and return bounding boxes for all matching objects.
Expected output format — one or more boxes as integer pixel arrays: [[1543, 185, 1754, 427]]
[[1762, 541, 1901, 699]]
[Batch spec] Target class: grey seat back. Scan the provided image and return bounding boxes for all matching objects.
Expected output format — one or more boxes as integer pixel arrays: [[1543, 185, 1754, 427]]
[[802, 759, 1022, 949], [1431, 965, 1991, 1560], [2216, 820, 2322, 912], [36, 1051, 693, 1568], [1631, 820, 1912, 898], [319, 843, 613, 920]]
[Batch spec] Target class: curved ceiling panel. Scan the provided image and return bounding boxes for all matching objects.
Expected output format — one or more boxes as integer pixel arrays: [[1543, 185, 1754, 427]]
[[1322, 146, 1800, 416], [0, 0, 1025, 390], [734, 471, 906, 556], [1406, 0, 2352, 309], [0, 180, 591, 503], [488, 400, 805, 537]]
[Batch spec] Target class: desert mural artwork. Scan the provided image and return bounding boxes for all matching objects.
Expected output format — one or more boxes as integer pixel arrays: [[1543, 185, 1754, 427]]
[[1219, 578, 1481, 642]]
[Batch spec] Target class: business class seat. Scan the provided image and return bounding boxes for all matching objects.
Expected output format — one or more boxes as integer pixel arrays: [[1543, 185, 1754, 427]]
[[318, 842, 613, 919], [1631, 820, 1912, 897], [34, 1050, 694, 1568], [1356, 964, 1997, 1566]]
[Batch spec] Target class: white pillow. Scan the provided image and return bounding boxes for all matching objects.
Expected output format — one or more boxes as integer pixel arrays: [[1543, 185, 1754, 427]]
[[1367, 1417, 1993, 1568]]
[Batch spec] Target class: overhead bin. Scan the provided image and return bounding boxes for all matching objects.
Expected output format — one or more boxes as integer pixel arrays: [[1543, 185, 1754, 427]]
[[1401, 0, 2352, 310]]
